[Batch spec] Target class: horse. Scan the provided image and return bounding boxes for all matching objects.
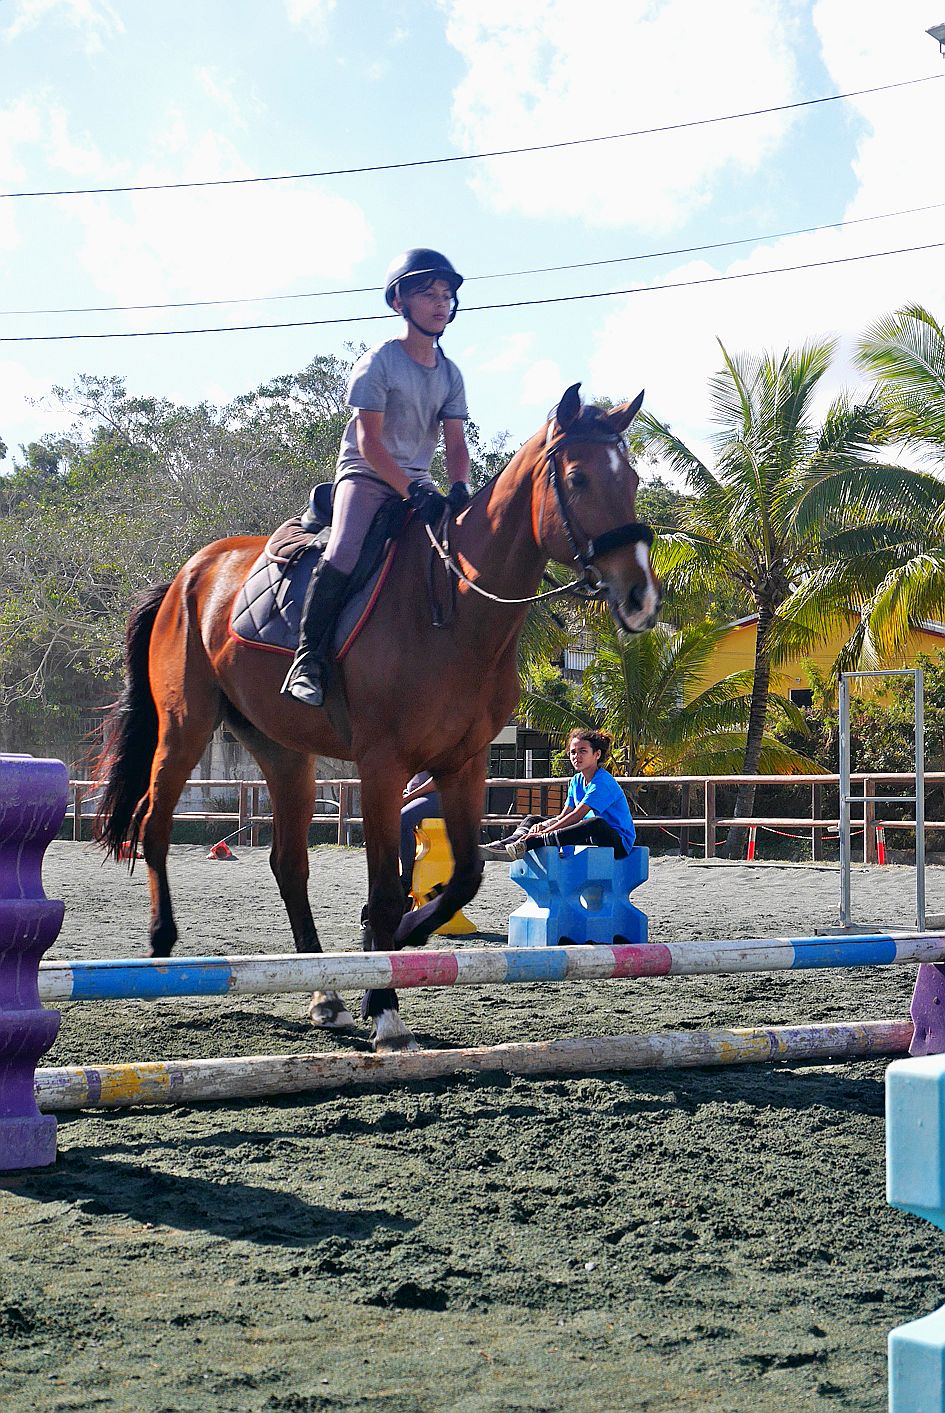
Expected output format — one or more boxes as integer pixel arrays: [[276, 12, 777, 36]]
[[94, 383, 661, 1051]]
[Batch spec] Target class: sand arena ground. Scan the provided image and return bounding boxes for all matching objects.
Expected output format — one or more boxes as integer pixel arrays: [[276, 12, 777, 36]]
[[1, 843, 942, 1411]]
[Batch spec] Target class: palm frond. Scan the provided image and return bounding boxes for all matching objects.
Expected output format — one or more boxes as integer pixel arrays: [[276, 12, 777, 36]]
[[863, 551, 945, 657], [636, 414, 720, 499]]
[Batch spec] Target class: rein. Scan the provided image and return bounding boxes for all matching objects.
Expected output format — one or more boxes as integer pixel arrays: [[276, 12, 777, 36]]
[[424, 522, 582, 607], [424, 423, 655, 611]]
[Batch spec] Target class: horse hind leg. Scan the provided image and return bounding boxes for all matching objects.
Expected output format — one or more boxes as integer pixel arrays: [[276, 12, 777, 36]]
[[222, 708, 355, 1031], [141, 706, 221, 957], [139, 606, 225, 956]]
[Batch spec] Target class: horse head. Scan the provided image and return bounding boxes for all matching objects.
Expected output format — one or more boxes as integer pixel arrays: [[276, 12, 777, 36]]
[[533, 383, 661, 635]]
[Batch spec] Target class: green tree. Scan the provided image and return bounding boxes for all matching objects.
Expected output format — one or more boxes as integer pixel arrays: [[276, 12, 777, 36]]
[[857, 304, 945, 461], [635, 475, 688, 530], [518, 614, 817, 776], [638, 338, 934, 854], [0, 357, 361, 752]]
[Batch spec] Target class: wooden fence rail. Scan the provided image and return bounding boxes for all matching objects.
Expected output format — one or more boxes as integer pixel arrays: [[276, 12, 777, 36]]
[[65, 772, 945, 861]]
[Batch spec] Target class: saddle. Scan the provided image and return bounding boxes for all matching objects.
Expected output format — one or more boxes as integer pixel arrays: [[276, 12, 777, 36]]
[[229, 483, 411, 659]]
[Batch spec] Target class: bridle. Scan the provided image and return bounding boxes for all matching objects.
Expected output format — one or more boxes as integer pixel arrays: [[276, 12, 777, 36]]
[[424, 419, 656, 612], [538, 421, 655, 598]]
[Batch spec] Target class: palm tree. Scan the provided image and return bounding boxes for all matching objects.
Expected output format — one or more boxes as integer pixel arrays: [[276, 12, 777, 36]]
[[858, 304, 945, 459], [519, 615, 819, 777], [823, 306, 945, 661], [638, 338, 935, 855]]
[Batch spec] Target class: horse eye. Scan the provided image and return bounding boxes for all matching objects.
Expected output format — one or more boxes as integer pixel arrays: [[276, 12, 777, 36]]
[[568, 470, 588, 490]]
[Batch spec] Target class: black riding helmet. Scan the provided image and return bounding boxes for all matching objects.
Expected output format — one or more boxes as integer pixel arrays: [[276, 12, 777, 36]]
[[384, 248, 463, 327]]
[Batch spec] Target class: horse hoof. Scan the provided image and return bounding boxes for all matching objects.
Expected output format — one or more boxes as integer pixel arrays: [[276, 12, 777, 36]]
[[307, 990, 356, 1030], [373, 1031, 419, 1055], [372, 1011, 418, 1053]]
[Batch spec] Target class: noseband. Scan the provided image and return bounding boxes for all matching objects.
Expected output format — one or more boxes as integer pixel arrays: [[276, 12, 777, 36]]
[[539, 423, 655, 597], [422, 418, 656, 616]]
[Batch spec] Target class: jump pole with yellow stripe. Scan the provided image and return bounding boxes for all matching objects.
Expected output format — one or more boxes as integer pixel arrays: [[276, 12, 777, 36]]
[[35, 1020, 913, 1112]]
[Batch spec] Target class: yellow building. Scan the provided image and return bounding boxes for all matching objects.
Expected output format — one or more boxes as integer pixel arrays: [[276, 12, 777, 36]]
[[689, 615, 945, 704]]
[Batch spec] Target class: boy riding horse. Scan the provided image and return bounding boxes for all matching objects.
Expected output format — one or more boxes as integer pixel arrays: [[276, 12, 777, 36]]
[[282, 248, 472, 708]]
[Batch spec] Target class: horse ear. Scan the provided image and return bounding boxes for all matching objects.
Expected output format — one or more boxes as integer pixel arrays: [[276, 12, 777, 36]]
[[555, 383, 582, 431], [605, 389, 645, 434]]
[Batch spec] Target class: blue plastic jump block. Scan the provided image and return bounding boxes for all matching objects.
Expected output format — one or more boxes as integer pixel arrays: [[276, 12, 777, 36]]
[[887, 1054, 945, 1412], [507, 845, 648, 948], [887, 1055, 945, 1233], [890, 1309, 945, 1413]]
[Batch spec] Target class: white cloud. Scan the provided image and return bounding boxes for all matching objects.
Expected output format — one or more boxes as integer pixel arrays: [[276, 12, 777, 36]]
[[285, 0, 336, 39], [586, 0, 945, 465], [195, 67, 264, 130], [3, 0, 123, 52], [813, 0, 944, 220], [466, 332, 563, 410], [440, 0, 802, 231], [0, 362, 74, 457], [477, 332, 536, 374], [57, 109, 374, 311], [0, 97, 42, 250], [590, 210, 945, 460], [44, 104, 108, 178], [0, 96, 42, 173], [521, 356, 563, 406]]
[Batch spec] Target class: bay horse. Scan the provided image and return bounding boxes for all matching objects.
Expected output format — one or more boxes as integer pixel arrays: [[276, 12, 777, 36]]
[[94, 383, 660, 1051]]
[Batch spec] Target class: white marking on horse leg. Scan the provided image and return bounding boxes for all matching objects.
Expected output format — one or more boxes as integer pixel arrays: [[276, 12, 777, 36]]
[[373, 1008, 418, 1054], [307, 990, 356, 1030]]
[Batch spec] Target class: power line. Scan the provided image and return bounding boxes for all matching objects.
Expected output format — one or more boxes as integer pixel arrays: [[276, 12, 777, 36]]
[[3, 73, 942, 201], [5, 198, 945, 317], [1, 240, 941, 344]]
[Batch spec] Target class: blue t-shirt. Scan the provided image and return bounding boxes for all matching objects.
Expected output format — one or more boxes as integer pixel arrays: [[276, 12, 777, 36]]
[[566, 768, 635, 852]]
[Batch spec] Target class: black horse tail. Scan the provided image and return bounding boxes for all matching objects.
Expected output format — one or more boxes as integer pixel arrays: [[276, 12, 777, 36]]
[[93, 582, 172, 864]]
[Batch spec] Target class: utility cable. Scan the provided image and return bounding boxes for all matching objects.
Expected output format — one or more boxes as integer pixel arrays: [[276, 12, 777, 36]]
[[2, 73, 941, 200], [0, 239, 941, 343], [5, 197, 944, 317]]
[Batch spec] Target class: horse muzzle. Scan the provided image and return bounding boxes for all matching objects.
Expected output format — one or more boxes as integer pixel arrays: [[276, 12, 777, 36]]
[[613, 584, 662, 635], [605, 557, 662, 635], [589, 531, 661, 635]]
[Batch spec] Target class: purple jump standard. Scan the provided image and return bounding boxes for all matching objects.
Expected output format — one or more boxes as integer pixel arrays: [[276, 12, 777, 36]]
[[0, 754, 67, 1172]]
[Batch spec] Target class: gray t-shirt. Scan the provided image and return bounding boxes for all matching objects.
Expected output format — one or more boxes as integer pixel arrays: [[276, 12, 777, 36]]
[[336, 338, 467, 482]]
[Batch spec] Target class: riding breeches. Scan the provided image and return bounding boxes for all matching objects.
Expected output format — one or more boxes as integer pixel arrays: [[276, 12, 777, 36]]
[[325, 472, 430, 576], [515, 816, 629, 858], [540, 818, 629, 858]]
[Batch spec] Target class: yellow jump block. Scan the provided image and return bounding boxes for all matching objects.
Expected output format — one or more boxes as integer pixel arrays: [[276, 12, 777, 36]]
[[410, 817, 476, 936]]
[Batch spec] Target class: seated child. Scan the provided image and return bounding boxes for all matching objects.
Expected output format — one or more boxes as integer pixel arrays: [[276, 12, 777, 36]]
[[501, 729, 635, 861]]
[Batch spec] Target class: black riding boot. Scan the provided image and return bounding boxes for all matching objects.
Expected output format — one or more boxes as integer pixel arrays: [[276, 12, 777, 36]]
[[281, 560, 352, 708]]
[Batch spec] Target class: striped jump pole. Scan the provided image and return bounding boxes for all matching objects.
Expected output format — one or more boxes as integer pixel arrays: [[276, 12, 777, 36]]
[[34, 1019, 914, 1112], [37, 932, 945, 1003]]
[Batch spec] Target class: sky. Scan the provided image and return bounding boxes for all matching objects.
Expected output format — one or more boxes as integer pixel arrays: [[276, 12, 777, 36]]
[[1, 0, 943, 477]]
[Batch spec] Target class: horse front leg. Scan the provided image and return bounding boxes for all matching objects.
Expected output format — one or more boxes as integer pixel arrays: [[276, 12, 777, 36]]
[[358, 764, 416, 1053], [393, 750, 487, 950]]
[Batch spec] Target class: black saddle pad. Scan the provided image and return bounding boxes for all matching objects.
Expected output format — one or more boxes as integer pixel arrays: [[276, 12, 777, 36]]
[[229, 500, 410, 657]]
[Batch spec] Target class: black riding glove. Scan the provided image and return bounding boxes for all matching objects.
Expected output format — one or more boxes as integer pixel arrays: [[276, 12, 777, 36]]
[[407, 479, 449, 525], [446, 482, 471, 513]]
